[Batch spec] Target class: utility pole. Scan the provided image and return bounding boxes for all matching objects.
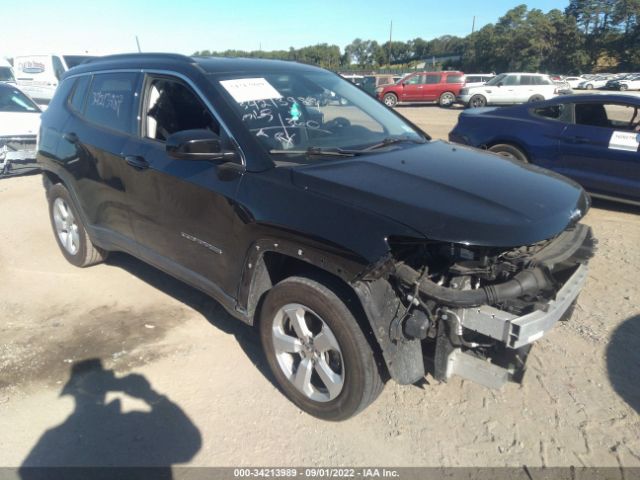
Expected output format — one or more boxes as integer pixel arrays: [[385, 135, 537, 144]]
[[388, 20, 392, 67], [471, 16, 476, 34], [135, 35, 142, 53]]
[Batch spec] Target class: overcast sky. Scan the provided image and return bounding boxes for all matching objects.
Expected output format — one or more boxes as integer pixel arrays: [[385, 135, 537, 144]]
[[3, 0, 567, 58]]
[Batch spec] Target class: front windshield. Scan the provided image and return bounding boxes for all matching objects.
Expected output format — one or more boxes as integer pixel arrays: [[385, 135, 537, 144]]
[[485, 74, 507, 86], [211, 70, 425, 157], [0, 87, 40, 112], [0, 67, 14, 82]]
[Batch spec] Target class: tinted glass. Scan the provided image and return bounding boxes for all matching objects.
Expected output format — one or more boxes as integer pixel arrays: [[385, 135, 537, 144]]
[[574, 103, 612, 128], [466, 76, 479, 83], [532, 105, 564, 119], [486, 74, 507, 86], [0, 85, 40, 112], [446, 75, 463, 84], [0, 67, 14, 82], [520, 75, 536, 86], [425, 74, 441, 84], [84, 73, 138, 134], [404, 74, 424, 85], [69, 75, 90, 113], [502, 75, 519, 86], [144, 77, 220, 141]]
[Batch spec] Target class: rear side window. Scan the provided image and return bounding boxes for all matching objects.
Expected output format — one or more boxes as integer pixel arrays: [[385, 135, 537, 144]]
[[520, 75, 537, 86], [84, 73, 138, 134], [531, 104, 565, 120], [69, 75, 90, 113], [503, 75, 519, 86], [425, 74, 441, 84], [446, 75, 464, 84]]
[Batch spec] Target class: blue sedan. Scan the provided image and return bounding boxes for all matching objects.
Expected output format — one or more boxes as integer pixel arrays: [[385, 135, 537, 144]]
[[449, 94, 640, 206]]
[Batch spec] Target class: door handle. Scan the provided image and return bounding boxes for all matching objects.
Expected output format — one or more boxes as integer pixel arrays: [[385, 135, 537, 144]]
[[125, 155, 149, 170], [567, 136, 590, 144], [63, 132, 79, 143]]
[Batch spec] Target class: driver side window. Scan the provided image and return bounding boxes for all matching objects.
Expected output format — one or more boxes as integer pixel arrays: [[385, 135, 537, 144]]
[[404, 75, 425, 85], [144, 76, 220, 141]]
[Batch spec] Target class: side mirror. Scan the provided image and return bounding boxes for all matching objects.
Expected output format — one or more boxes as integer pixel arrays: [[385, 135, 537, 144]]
[[166, 129, 236, 162]]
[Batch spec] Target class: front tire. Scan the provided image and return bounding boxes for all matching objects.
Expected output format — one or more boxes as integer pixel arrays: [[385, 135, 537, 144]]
[[488, 144, 528, 163], [439, 92, 455, 108], [528, 94, 545, 103], [259, 276, 383, 421], [383, 93, 398, 108], [586, 84, 594, 90], [619, 84, 629, 91], [468, 94, 487, 108], [47, 183, 108, 267]]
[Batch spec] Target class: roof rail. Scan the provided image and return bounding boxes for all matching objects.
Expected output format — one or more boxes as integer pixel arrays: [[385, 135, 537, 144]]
[[84, 52, 193, 64]]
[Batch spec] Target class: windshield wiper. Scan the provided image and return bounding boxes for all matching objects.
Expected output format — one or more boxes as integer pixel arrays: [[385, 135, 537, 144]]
[[361, 136, 427, 151], [269, 146, 359, 157]]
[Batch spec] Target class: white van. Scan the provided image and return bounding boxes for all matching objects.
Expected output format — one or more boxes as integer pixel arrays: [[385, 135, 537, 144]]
[[14, 54, 95, 102]]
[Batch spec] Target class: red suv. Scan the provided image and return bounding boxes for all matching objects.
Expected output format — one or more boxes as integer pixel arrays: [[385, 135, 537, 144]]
[[377, 71, 465, 108]]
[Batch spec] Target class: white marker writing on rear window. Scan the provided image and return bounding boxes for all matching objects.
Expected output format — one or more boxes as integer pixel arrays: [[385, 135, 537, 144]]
[[220, 78, 282, 103], [609, 131, 640, 152]]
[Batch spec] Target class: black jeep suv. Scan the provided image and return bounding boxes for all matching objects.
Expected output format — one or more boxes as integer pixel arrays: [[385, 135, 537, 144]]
[[38, 53, 594, 420]]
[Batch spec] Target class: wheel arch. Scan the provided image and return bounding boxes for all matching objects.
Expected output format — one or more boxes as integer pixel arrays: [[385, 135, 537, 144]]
[[244, 248, 392, 381], [484, 139, 532, 162]]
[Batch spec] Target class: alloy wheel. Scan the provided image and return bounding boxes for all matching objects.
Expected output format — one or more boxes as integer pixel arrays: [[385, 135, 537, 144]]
[[52, 197, 80, 255], [271, 303, 344, 402]]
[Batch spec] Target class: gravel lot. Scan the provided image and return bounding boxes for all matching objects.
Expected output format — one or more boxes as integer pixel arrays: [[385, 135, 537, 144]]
[[0, 104, 639, 470]]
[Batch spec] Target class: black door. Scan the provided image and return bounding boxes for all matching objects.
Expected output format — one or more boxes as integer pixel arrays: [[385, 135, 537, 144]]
[[122, 74, 245, 298], [60, 72, 141, 244]]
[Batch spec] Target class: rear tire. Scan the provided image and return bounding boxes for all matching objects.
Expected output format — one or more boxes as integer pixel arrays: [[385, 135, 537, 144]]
[[619, 84, 629, 91], [528, 94, 545, 103], [47, 183, 108, 267], [383, 93, 398, 108], [488, 144, 528, 163], [439, 92, 455, 108], [468, 94, 487, 108], [259, 276, 383, 421]]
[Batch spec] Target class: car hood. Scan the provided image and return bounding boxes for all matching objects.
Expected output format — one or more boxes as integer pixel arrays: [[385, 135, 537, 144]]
[[0, 112, 41, 137], [290, 141, 589, 248]]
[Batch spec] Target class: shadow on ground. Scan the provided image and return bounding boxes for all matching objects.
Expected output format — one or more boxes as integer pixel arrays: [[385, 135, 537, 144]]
[[606, 314, 640, 413], [105, 252, 275, 384], [19, 359, 201, 479]]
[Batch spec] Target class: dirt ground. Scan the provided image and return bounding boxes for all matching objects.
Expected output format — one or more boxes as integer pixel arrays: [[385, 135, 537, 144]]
[[0, 106, 639, 470]]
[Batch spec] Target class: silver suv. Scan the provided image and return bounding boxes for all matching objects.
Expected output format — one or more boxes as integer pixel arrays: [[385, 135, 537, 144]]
[[457, 73, 559, 108]]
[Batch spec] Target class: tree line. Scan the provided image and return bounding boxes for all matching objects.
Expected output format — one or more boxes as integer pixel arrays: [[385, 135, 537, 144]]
[[193, 1, 640, 74]]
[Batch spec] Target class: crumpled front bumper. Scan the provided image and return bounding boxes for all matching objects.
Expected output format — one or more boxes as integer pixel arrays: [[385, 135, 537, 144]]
[[442, 263, 587, 389], [461, 262, 588, 349]]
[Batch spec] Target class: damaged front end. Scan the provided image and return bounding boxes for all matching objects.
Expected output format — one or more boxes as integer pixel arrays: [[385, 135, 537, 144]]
[[357, 224, 596, 389]]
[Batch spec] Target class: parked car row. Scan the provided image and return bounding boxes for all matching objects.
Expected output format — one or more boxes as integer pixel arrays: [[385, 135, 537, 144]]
[[373, 71, 567, 109]]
